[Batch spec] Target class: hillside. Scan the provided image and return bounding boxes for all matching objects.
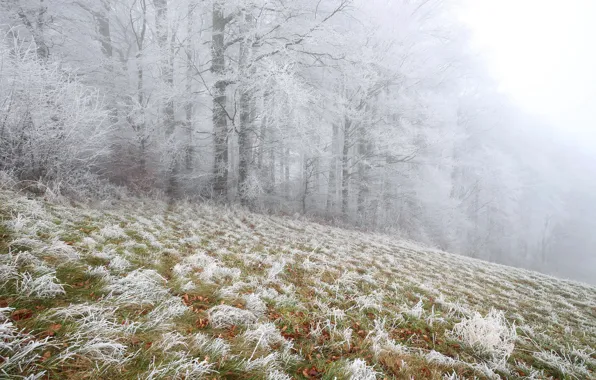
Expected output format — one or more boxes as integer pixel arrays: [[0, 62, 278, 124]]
[[0, 190, 595, 379]]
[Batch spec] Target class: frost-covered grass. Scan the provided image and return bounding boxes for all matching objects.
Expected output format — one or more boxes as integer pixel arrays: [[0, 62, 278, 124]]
[[0, 189, 595, 379]]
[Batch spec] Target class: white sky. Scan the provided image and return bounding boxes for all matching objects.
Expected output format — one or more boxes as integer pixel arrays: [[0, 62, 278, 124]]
[[460, 0, 596, 152]]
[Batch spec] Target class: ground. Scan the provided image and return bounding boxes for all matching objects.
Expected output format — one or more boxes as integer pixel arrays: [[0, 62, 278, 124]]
[[0, 190, 594, 379]]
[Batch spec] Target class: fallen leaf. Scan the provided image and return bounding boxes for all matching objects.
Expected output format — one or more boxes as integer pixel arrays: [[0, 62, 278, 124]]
[[11, 309, 33, 321]]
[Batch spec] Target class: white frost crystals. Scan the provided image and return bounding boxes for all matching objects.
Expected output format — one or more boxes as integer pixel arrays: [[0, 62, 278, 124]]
[[346, 358, 379, 380], [105, 269, 169, 306], [18, 272, 65, 299], [449, 308, 516, 366], [0, 188, 595, 378], [0, 308, 49, 377], [207, 305, 258, 329]]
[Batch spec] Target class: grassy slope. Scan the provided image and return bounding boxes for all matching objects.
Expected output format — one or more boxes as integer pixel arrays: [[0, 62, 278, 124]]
[[0, 189, 595, 380]]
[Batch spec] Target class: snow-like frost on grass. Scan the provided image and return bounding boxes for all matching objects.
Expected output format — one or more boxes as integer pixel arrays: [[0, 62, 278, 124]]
[[426, 350, 457, 366], [366, 319, 407, 358], [145, 353, 216, 379], [58, 335, 130, 367], [1, 190, 595, 378], [42, 238, 80, 261], [108, 256, 131, 272], [98, 224, 127, 240], [0, 309, 49, 376], [144, 297, 188, 331], [85, 265, 110, 279], [354, 291, 384, 311], [207, 305, 257, 328], [404, 298, 425, 319], [242, 322, 286, 350], [106, 269, 169, 306], [0, 260, 19, 286], [200, 262, 241, 283], [243, 293, 267, 317], [267, 259, 286, 280], [449, 308, 516, 366], [154, 332, 188, 351], [18, 272, 65, 298], [193, 333, 230, 358], [243, 352, 280, 372], [533, 348, 592, 378], [346, 358, 379, 380], [267, 369, 292, 380]]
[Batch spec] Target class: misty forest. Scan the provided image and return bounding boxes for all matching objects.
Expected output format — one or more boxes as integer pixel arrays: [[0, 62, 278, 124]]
[[1, 1, 595, 379]]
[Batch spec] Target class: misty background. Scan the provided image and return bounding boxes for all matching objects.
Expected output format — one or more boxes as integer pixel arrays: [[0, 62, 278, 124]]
[[1, 0, 595, 284]]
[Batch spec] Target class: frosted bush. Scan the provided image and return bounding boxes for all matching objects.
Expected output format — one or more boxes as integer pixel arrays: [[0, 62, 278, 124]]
[[449, 308, 516, 365]]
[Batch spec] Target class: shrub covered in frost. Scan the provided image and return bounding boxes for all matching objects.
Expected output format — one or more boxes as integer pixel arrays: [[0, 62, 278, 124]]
[[449, 308, 516, 365]]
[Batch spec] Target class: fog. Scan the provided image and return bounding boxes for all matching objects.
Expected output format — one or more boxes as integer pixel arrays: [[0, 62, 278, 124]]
[[1, 0, 595, 284], [463, 0, 596, 152]]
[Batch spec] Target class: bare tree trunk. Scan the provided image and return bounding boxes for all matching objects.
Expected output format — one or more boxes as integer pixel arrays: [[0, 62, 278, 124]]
[[341, 117, 352, 216], [284, 147, 290, 198], [153, 0, 175, 135], [17, 0, 49, 60], [357, 104, 374, 220], [269, 130, 276, 193], [153, 0, 180, 198], [96, 1, 113, 60], [327, 123, 339, 212], [238, 11, 255, 206], [185, 0, 196, 171], [211, 0, 229, 198], [133, 0, 148, 175], [357, 133, 370, 216]]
